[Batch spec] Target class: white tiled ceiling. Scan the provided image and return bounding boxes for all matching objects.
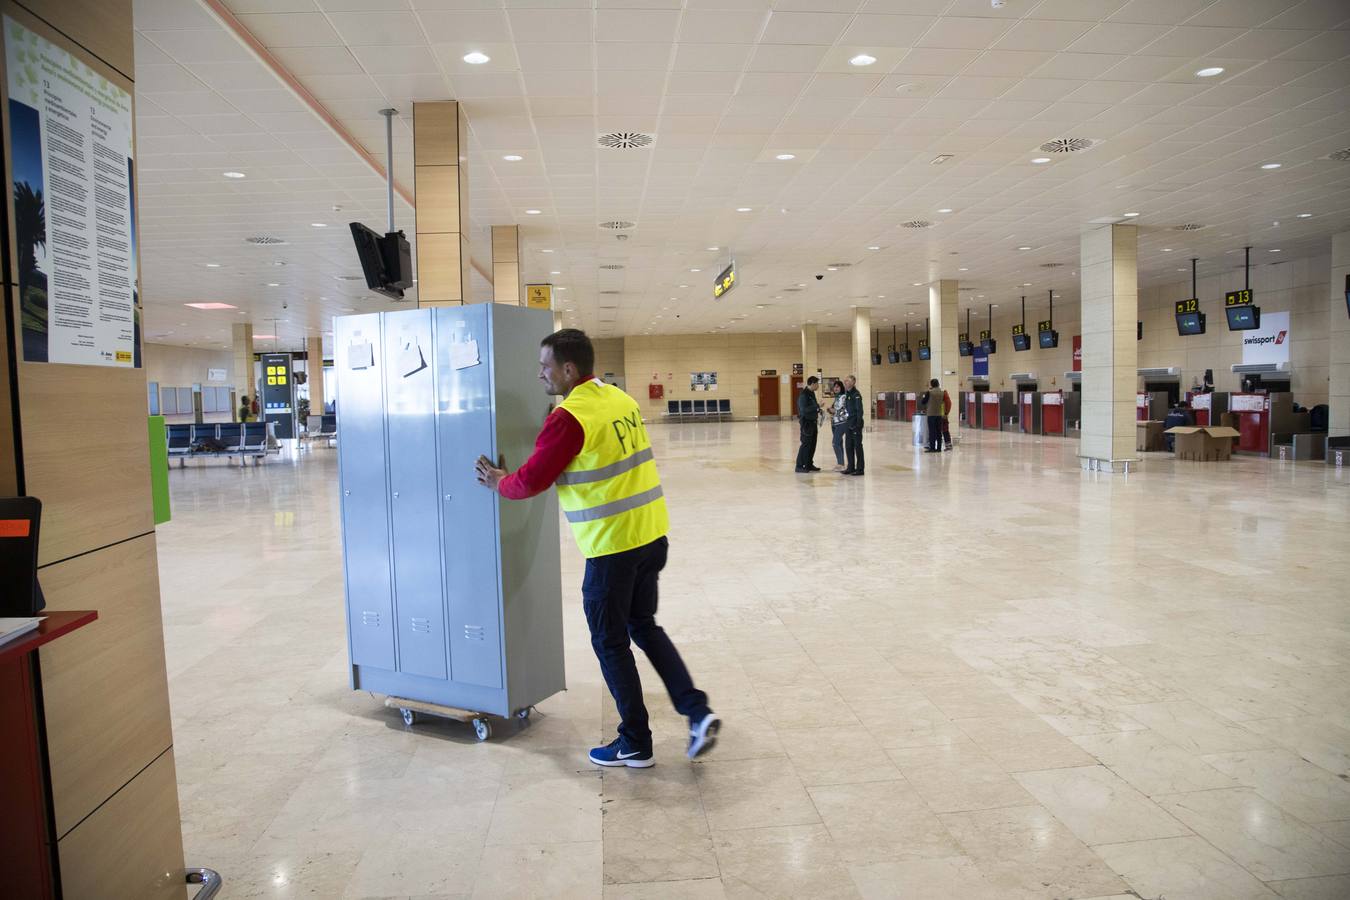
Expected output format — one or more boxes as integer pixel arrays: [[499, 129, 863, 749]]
[[132, 0, 1350, 348]]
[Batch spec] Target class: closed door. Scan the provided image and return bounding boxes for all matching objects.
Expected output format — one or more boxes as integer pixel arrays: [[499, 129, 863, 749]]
[[758, 376, 780, 417]]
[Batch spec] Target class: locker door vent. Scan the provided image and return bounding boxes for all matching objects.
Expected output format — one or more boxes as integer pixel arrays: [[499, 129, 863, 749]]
[[361, 611, 381, 627], [464, 624, 485, 642], [410, 617, 432, 634]]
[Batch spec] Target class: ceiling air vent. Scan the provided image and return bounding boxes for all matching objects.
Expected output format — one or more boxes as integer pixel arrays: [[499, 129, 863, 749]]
[[1173, 223, 1206, 231], [598, 290, 621, 295], [1039, 262, 1064, 268], [245, 235, 287, 245], [1326, 148, 1350, 161], [599, 264, 625, 270], [598, 132, 654, 150], [335, 274, 364, 281], [900, 220, 933, 229], [783, 287, 804, 292], [599, 220, 635, 230], [1038, 138, 1098, 154]]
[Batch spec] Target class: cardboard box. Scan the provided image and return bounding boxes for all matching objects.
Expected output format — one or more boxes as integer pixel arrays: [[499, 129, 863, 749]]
[[1136, 420, 1166, 452], [1166, 426, 1240, 461]]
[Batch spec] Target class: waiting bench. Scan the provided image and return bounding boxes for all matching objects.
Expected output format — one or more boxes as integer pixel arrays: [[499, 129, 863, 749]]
[[166, 422, 273, 466], [661, 399, 731, 422]]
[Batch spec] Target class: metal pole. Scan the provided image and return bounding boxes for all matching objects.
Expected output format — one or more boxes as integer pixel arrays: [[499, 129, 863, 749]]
[[1192, 258, 1197, 298], [379, 108, 397, 233], [1244, 246, 1250, 289]]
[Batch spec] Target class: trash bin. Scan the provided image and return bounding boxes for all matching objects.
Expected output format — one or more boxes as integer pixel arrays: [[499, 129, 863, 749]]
[[912, 412, 927, 448]]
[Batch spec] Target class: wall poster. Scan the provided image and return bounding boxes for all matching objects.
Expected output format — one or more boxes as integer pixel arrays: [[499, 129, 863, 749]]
[[1240, 310, 1290, 366], [5, 16, 138, 367], [689, 371, 718, 391]]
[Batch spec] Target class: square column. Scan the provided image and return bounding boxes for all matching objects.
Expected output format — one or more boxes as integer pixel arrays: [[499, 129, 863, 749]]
[[852, 308, 871, 421], [306, 335, 325, 414], [1079, 223, 1138, 472], [1330, 231, 1350, 437], [928, 279, 958, 382], [413, 101, 470, 307], [801, 323, 819, 384], [232, 322, 255, 415], [491, 225, 522, 305]]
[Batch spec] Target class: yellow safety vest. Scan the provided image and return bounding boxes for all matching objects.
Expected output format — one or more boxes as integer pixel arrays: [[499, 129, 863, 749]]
[[556, 380, 668, 558]]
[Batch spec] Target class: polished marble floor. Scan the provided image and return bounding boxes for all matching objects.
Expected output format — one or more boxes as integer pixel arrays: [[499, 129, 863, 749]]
[[157, 420, 1350, 899]]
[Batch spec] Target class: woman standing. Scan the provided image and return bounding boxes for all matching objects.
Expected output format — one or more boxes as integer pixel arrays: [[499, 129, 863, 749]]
[[829, 380, 849, 471]]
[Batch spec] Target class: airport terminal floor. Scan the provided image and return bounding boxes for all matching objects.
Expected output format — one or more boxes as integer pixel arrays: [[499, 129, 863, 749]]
[[158, 420, 1350, 900]]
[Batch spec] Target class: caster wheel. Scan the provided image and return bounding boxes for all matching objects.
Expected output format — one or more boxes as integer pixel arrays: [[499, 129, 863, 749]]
[[516, 707, 532, 721], [473, 718, 491, 742], [400, 707, 417, 727]]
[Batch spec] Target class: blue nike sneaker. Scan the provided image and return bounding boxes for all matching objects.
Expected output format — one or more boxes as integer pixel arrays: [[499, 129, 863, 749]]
[[589, 737, 654, 768], [688, 712, 721, 759]]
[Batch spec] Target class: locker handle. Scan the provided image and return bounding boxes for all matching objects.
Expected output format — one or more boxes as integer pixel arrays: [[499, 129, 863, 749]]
[[393, 491, 399, 498]]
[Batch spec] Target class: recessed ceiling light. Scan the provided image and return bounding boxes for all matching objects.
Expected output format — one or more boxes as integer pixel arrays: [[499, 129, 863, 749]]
[[937, 208, 953, 213], [1296, 212, 1312, 218], [736, 207, 752, 212], [912, 282, 922, 286], [827, 267, 838, 271], [310, 222, 327, 227], [267, 282, 280, 286], [184, 302, 237, 310], [1269, 248, 1281, 252], [540, 249, 554, 253], [679, 284, 689, 288], [1122, 212, 1140, 218], [775, 153, 796, 161], [1017, 246, 1031, 251], [1196, 66, 1225, 78], [502, 154, 523, 161], [550, 270, 561, 275], [1020, 283, 1031, 287], [958, 267, 968, 271], [849, 54, 877, 66], [463, 51, 490, 64], [707, 246, 719, 251], [525, 209, 542, 215], [205, 263, 221, 268], [557, 286, 567, 291], [223, 171, 246, 178], [867, 246, 881, 251], [1260, 163, 1281, 170], [1161, 248, 1173, 252], [690, 268, 701, 272], [1030, 157, 1050, 164]]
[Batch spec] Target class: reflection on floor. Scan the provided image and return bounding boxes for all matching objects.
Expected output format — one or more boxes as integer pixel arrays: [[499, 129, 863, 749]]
[[158, 420, 1350, 900]]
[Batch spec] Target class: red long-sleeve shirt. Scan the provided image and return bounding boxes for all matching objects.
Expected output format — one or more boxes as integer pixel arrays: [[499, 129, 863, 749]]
[[497, 407, 585, 500]]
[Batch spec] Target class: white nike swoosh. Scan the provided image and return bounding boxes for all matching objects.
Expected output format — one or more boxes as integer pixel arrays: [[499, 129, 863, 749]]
[[617, 750, 643, 759]]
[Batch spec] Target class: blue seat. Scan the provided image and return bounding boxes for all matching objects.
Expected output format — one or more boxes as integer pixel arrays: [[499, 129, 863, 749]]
[[242, 421, 268, 451], [218, 422, 243, 450], [679, 400, 693, 415], [191, 424, 219, 442], [692, 399, 706, 415], [166, 424, 192, 454], [667, 400, 679, 416], [719, 399, 731, 414], [320, 414, 337, 435]]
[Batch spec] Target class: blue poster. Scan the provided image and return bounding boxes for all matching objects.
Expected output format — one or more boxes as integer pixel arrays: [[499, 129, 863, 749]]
[[973, 350, 989, 377]]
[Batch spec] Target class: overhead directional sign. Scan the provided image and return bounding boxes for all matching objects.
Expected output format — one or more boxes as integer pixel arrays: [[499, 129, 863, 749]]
[[1225, 289, 1254, 306], [526, 284, 552, 309], [713, 261, 736, 299]]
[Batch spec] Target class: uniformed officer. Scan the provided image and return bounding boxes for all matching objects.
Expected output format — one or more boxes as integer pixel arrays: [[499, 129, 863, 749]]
[[475, 329, 719, 767]]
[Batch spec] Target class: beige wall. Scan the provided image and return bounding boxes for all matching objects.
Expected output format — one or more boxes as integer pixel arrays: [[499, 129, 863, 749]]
[[593, 337, 625, 383], [955, 304, 1084, 394], [144, 342, 236, 423]]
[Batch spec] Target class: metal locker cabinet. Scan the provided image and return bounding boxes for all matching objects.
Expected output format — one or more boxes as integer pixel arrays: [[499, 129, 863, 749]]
[[434, 305, 504, 690], [384, 310, 448, 680], [335, 315, 396, 672]]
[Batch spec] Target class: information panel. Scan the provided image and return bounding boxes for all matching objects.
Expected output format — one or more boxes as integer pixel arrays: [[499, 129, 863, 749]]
[[261, 353, 295, 439], [5, 16, 138, 367]]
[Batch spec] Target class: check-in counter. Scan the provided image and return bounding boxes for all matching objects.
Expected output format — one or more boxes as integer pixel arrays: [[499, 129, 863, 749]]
[[1136, 391, 1168, 421], [981, 391, 1001, 431], [1064, 391, 1082, 436], [965, 391, 980, 429], [1189, 391, 1228, 427], [886, 392, 901, 420], [1041, 391, 1065, 435], [1019, 392, 1042, 434], [903, 392, 917, 422], [875, 392, 888, 420], [1230, 392, 1310, 455]]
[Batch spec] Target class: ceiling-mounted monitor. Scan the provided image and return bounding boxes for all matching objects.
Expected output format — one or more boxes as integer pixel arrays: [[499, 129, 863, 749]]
[[1175, 311, 1206, 336], [1225, 305, 1260, 330], [350, 222, 412, 300], [918, 345, 931, 361], [958, 337, 973, 357], [898, 347, 912, 363], [1013, 333, 1031, 351], [1038, 330, 1058, 349]]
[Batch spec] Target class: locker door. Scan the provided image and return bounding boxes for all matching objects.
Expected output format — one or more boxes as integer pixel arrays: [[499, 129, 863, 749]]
[[385, 310, 448, 680], [335, 314, 395, 671], [434, 306, 504, 689]]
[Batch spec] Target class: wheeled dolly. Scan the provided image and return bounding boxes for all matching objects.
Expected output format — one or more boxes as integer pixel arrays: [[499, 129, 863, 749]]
[[384, 696, 532, 742]]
